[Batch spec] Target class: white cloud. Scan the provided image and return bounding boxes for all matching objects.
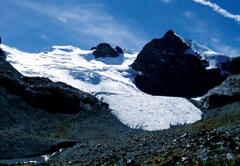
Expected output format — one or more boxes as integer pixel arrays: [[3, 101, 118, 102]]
[[193, 0, 240, 23], [14, 1, 147, 50]]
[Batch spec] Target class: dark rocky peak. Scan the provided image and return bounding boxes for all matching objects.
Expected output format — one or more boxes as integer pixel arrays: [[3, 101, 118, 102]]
[[91, 43, 122, 58], [131, 30, 225, 97], [161, 30, 190, 51], [163, 30, 182, 40], [163, 29, 175, 37], [131, 30, 203, 73]]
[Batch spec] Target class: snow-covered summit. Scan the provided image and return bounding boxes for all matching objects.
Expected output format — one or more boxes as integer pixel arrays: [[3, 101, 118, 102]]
[[1, 44, 202, 131]]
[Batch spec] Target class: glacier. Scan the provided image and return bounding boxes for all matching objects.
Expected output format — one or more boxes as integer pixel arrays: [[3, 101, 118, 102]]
[[2, 44, 202, 131]]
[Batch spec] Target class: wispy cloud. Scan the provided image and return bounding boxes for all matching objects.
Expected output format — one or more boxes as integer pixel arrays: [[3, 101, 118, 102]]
[[162, 0, 171, 3], [216, 44, 240, 57], [184, 11, 194, 19], [193, 0, 240, 23], [39, 34, 48, 40], [161, 0, 171, 3], [13, 0, 147, 50], [211, 38, 219, 43]]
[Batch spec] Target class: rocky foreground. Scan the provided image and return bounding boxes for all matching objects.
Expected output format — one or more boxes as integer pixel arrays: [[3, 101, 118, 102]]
[[0, 34, 240, 165]]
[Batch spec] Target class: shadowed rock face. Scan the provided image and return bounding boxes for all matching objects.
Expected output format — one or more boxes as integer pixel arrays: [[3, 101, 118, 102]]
[[199, 75, 240, 109], [222, 56, 240, 75], [131, 30, 225, 97], [0, 57, 108, 114], [0, 36, 5, 57], [91, 43, 122, 58], [0, 49, 5, 57], [115, 46, 123, 54]]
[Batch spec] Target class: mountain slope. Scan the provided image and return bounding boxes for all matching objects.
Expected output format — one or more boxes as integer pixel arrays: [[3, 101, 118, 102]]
[[2, 44, 202, 131]]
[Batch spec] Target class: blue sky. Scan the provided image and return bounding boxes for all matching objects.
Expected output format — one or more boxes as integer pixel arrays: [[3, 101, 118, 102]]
[[0, 0, 239, 56]]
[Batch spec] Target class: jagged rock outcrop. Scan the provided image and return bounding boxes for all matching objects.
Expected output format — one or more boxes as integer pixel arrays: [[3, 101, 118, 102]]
[[0, 57, 108, 114], [222, 56, 240, 74], [131, 30, 225, 97], [91, 43, 122, 58], [199, 75, 240, 109]]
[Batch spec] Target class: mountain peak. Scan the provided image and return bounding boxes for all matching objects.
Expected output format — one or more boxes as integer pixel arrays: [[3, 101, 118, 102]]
[[163, 29, 175, 38], [163, 30, 184, 42]]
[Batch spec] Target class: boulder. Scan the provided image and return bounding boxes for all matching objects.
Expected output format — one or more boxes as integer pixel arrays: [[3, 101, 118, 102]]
[[199, 75, 240, 109], [131, 30, 225, 97], [92, 43, 120, 58], [222, 56, 240, 74]]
